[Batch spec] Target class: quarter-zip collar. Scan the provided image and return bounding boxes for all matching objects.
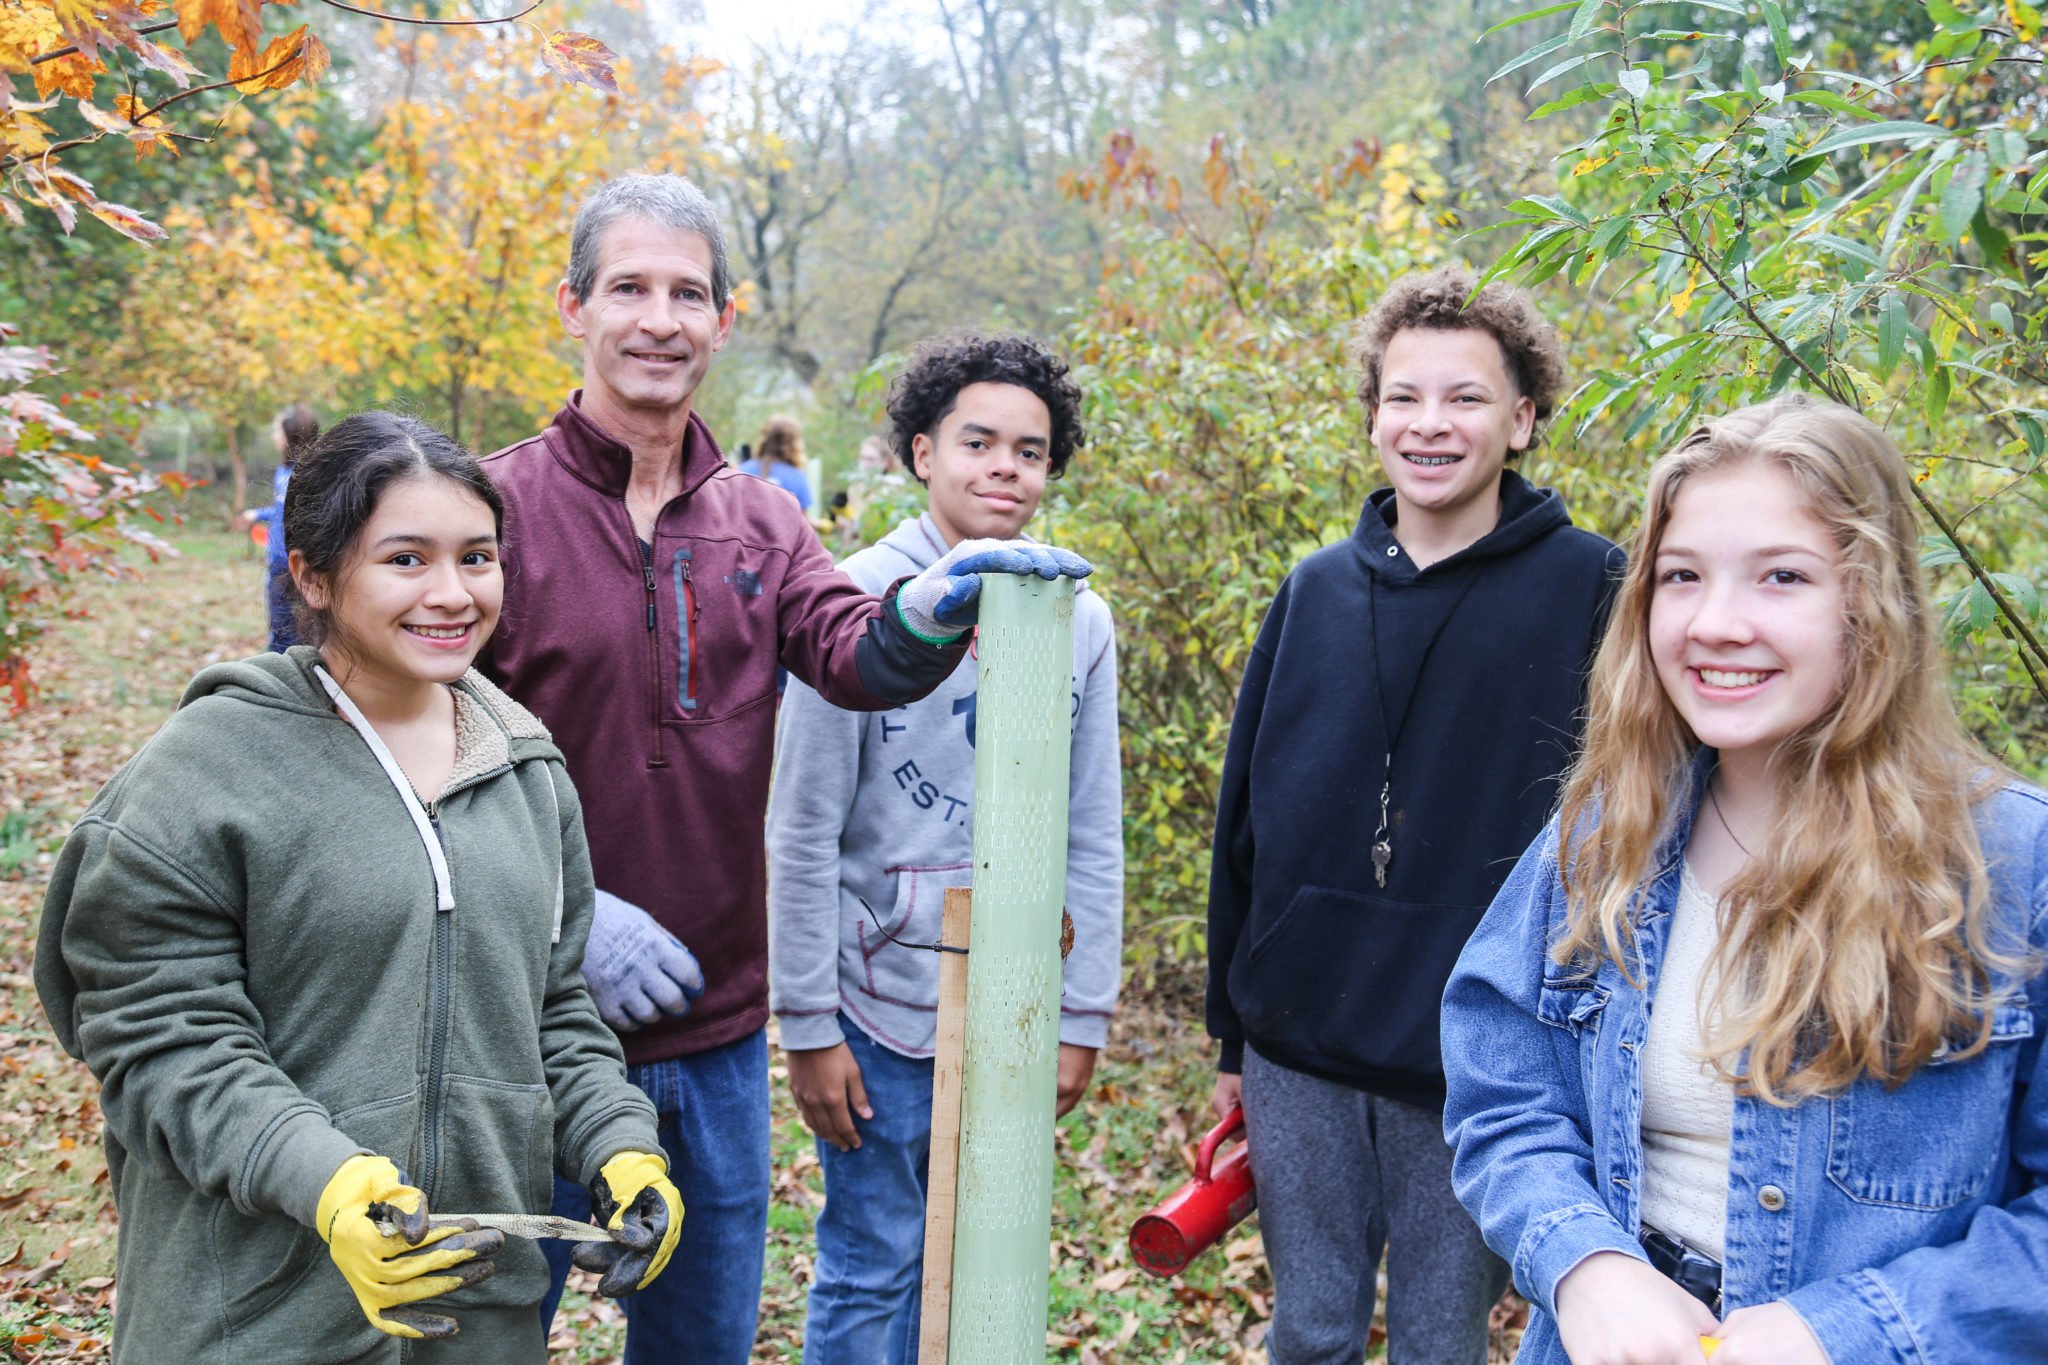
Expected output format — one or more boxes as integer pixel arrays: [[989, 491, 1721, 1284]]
[[541, 389, 728, 504]]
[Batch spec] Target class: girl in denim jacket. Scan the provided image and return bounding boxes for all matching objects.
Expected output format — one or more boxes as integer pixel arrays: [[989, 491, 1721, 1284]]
[[1443, 395, 2046, 1365]]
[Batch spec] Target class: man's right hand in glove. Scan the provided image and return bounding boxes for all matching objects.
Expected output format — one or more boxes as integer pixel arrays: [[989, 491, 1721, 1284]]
[[584, 890, 706, 1033], [316, 1154, 504, 1340], [570, 1151, 683, 1297]]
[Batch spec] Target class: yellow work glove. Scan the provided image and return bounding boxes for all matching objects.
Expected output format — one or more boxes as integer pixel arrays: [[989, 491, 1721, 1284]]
[[314, 1154, 505, 1339], [569, 1150, 682, 1297]]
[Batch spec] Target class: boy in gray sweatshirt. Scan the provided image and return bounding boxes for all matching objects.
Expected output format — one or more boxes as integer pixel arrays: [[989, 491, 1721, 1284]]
[[766, 334, 1123, 1363]]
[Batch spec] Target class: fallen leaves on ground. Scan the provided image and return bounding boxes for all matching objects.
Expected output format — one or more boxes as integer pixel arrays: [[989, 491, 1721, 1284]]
[[1, 526, 1525, 1363]]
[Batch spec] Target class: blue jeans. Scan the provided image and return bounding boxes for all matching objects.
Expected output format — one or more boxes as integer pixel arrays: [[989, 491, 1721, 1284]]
[[804, 1015, 935, 1365], [539, 1028, 771, 1365]]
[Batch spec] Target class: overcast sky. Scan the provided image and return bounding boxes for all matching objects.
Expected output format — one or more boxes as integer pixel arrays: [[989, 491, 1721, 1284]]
[[664, 0, 921, 62]]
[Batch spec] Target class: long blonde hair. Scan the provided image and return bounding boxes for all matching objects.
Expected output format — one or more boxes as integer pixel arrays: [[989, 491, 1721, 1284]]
[[1554, 394, 2010, 1103]]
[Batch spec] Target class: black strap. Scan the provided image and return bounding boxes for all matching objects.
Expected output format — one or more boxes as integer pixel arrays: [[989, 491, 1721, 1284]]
[[1365, 567, 1481, 755], [1364, 566, 1483, 885], [1639, 1226, 1723, 1314]]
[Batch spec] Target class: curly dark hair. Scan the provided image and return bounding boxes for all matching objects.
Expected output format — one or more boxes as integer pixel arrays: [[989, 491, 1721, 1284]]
[[1351, 265, 1567, 457], [885, 333, 1086, 482]]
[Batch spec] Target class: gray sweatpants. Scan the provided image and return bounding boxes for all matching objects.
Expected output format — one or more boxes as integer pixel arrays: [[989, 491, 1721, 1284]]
[[1242, 1048, 1508, 1365]]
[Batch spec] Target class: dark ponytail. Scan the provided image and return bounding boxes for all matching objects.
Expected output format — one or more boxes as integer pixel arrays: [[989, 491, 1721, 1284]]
[[276, 403, 320, 464]]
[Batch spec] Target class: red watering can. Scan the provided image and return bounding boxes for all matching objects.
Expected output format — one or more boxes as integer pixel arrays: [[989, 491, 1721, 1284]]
[[1128, 1106, 1256, 1278]]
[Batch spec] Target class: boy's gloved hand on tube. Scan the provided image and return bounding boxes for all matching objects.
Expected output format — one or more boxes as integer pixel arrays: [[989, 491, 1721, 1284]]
[[583, 890, 705, 1032], [571, 1150, 682, 1297], [316, 1154, 503, 1339], [895, 539, 1093, 643]]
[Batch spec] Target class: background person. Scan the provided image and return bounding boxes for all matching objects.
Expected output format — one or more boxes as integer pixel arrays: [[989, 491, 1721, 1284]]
[[238, 401, 319, 651], [739, 413, 814, 512], [1443, 395, 2048, 1365], [36, 412, 674, 1362]]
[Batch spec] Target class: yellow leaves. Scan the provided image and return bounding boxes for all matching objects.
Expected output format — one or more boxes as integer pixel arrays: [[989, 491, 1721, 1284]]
[[34, 53, 101, 101], [95, 16, 680, 427], [661, 53, 721, 94], [228, 25, 328, 93], [1839, 364, 1885, 410], [1162, 175, 1182, 215], [175, 0, 264, 57], [0, 4, 63, 72], [1931, 308, 1966, 360], [2005, 0, 2042, 43], [1, 107, 57, 159], [1573, 152, 1619, 176], [41, 0, 129, 60], [114, 94, 177, 158], [541, 30, 619, 93], [1670, 269, 1700, 318], [1201, 134, 1231, 206], [1915, 456, 1941, 485], [1341, 136, 1382, 183]]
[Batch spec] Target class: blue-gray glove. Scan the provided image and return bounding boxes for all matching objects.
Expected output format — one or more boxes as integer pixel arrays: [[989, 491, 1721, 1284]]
[[896, 538, 1094, 643], [584, 891, 705, 1033]]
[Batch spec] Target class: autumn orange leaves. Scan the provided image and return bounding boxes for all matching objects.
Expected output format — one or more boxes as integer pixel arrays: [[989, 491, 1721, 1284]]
[[1, 0, 620, 241]]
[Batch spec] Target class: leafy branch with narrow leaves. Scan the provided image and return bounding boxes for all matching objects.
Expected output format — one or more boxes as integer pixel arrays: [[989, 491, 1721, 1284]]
[[1481, 0, 2048, 726]]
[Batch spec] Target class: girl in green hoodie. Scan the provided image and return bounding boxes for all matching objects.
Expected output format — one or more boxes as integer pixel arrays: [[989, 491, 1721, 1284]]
[[37, 413, 680, 1362]]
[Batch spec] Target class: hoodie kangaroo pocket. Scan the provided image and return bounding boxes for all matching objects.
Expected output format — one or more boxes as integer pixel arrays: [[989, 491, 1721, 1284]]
[[218, 1091, 420, 1349], [1239, 885, 1486, 1078], [214, 1202, 325, 1331], [860, 863, 970, 977], [434, 1074, 554, 1306]]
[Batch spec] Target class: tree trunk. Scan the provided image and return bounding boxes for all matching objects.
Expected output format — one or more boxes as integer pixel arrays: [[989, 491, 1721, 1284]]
[[225, 424, 247, 525]]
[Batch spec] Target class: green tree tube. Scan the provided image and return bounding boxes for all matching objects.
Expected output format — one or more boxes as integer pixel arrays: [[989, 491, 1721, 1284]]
[[946, 572, 1076, 1361]]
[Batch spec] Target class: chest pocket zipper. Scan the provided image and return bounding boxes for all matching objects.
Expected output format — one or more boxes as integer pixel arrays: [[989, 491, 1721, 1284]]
[[673, 547, 700, 712]]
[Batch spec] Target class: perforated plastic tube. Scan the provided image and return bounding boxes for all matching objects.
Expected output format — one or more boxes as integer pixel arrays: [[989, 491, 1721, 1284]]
[[945, 573, 1076, 1361]]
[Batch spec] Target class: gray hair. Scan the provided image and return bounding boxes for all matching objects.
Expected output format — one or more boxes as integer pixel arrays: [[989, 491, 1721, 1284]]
[[565, 174, 732, 310]]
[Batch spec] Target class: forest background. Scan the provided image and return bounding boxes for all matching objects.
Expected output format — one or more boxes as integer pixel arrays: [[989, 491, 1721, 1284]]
[[0, 0, 2043, 1358]]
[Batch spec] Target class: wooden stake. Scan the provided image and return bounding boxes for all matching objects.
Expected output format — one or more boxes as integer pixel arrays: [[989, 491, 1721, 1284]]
[[918, 887, 973, 1365]]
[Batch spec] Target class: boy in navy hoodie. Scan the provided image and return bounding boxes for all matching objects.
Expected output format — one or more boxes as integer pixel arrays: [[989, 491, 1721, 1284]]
[[766, 334, 1124, 1364], [1206, 266, 1622, 1364]]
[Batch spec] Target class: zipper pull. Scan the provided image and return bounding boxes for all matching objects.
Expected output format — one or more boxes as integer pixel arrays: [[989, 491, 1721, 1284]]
[[639, 542, 657, 631]]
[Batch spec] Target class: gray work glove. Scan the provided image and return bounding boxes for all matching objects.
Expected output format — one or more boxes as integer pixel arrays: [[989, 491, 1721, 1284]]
[[583, 890, 705, 1033], [895, 538, 1093, 642]]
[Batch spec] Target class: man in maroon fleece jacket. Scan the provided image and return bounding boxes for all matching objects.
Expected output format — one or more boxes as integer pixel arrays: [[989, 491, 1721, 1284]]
[[482, 174, 1088, 1361]]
